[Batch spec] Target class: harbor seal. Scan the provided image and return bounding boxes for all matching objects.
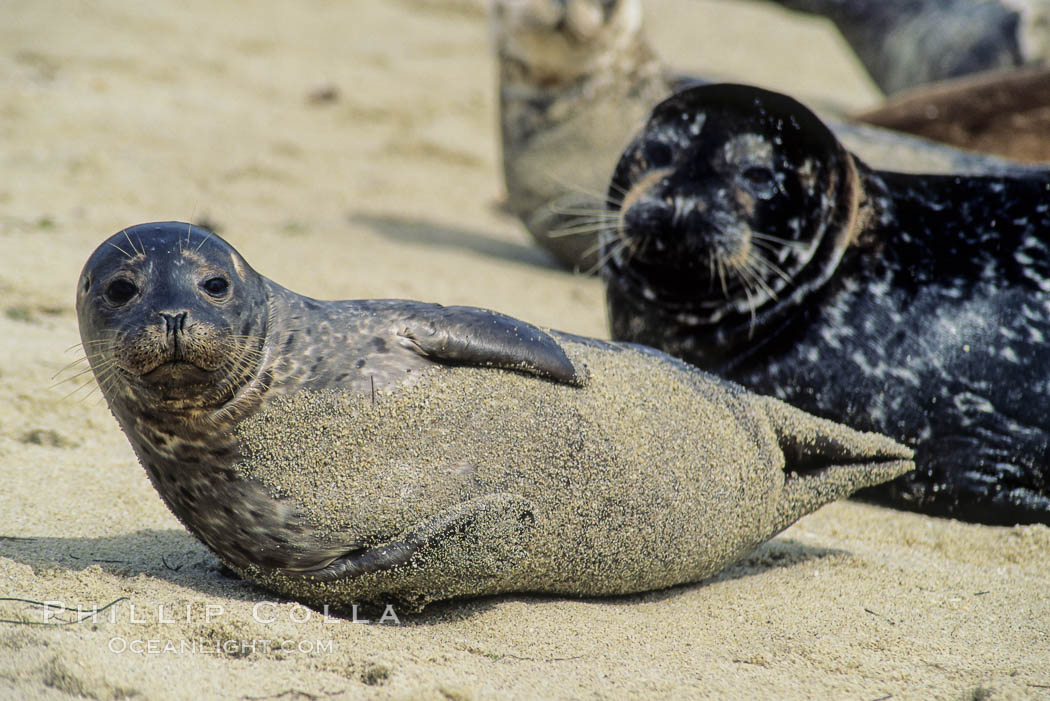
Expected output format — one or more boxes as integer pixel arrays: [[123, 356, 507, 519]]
[[495, 0, 1036, 272], [495, 0, 675, 270], [854, 65, 1050, 164], [601, 83, 1050, 525], [768, 0, 1050, 95], [76, 221, 912, 607]]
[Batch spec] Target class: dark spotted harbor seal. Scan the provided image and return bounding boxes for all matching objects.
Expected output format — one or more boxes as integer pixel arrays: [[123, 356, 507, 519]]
[[76, 222, 911, 608], [602, 82, 1050, 525], [496, 0, 1036, 272]]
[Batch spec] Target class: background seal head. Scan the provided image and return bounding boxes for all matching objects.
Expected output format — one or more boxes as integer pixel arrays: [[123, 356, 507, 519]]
[[603, 84, 860, 368]]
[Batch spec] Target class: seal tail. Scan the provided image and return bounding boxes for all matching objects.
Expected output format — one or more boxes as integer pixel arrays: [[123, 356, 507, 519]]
[[757, 396, 915, 534]]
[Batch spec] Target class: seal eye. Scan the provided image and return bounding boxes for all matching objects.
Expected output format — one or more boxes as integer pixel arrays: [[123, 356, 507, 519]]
[[105, 278, 138, 306], [642, 140, 673, 168], [201, 276, 230, 298], [741, 166, 778, 199]]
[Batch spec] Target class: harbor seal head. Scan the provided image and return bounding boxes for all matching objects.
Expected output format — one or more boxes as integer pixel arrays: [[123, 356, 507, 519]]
[[602, 83, 1050, 525], [77, 222, 913, 607], [604, 83, 860, 367], [76, 224, 268, 412]]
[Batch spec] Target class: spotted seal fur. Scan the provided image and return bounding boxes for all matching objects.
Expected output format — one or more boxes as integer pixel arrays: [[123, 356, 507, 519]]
[[602, 83, 1050, 525], [76, 221, 911, 607]]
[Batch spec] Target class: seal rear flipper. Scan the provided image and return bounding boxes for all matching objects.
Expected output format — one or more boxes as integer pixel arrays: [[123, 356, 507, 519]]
[[398, 305, 584, 385], [293, 493, 536, 583], [757, 396, 915, 533]]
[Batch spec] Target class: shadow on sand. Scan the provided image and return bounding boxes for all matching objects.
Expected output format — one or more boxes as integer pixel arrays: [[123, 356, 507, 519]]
[[350, 213, 562, 271], [0, 531, 842, 626]]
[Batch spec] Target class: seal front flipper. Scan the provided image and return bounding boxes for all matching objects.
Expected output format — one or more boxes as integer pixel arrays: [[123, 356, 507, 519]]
[[756, 396, 915, 534], [295, 493, 536, 586], [398, 305, 584, 385]]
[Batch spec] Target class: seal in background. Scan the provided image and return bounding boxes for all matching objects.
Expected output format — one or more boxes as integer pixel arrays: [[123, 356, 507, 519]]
[[495, 0, 1037, 272]]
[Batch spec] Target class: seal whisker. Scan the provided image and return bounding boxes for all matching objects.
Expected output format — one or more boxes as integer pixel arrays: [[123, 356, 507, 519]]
[[716, 257, 729, 299], [748, 249, 793, 287], [58, 365, 113, 401], [69, 340, 111, 350], [724, 263, 760, 333], [738, 255, 778, 301], [583, 238, 626, 276], [550, 207, 621, 217], [51, 360, 112, 387], [195, 228, 213, 253], [548, 221, 620, 239], [121, 229, 143, 258], [541, 170, 624, 207], [106, 240, 133, 259], [52, 355, 91, 375], [749, 231, 804, 248]]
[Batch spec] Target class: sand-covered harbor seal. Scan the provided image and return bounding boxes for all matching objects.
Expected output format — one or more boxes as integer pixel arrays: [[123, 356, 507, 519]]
[[76, 222, 911, 607], [601, 83, 1050, 525], [495, 0, 1036, 272]]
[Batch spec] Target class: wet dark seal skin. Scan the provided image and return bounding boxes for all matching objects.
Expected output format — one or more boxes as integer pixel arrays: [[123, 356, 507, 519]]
[[602, 83, 1050, 525], [77, 222, 911, 604]]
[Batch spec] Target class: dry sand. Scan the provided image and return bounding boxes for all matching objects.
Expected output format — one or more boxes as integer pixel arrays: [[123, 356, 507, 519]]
[[0, 1, 1047, 699]]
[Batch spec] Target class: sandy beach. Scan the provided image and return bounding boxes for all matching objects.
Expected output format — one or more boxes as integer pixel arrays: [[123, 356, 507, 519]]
[[1, 1, 1048, 698]]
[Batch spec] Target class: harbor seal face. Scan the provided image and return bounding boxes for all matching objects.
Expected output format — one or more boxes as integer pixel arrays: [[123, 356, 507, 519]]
[[76, 224, 267, 411], [602, 83, 1050, 525], [603, 84, 859, 363]]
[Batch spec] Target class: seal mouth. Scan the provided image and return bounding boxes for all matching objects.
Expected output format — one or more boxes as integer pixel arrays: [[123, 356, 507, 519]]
[[140, 360, 216, 387]]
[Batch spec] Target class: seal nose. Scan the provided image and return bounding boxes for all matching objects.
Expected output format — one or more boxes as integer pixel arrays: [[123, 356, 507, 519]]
[[622, 196, 673, 242], [158, 312, 188, 336]]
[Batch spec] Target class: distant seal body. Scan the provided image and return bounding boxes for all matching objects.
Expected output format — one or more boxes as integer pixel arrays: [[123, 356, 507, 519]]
[[496, 0, 674, 270], [769, 0, 1050, 94], [602, 83, 1050, 525], [854, 65, 1050, 164], [495, 0, 1035, 272], [77, 222, 911, 607]]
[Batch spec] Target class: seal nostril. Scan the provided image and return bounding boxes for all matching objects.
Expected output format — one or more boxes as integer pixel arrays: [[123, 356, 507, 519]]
[[623, 197, 673, 238], [159, 312, 189, 336]]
